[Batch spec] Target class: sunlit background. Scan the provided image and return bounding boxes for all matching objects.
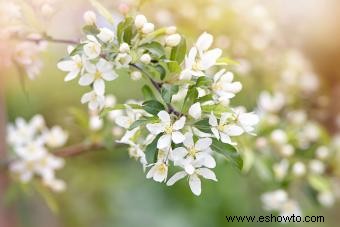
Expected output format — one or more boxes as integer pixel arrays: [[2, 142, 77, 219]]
[[1, 0, 340, 226]]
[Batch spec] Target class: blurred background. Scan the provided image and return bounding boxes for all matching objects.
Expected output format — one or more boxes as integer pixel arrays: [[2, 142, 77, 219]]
[[1, 0, 340, 226]]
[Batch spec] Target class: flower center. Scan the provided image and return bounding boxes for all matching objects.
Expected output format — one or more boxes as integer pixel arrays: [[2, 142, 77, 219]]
[[95, 70, 102, 79], [188, 147, 197, 157], [157, 163, 167, 174], [164, 125, 173, 134]]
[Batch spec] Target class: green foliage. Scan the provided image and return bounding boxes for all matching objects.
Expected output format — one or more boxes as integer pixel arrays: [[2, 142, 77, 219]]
[[142, 85, 156, 101], [161, 84, 179, 104], [117, 17, 135, 44], [141, 42, 166, 59], [83, 25, 100, 35], [193, 118, 211, 133], [145, 134, 162, 163], [181, 85, 198, 113], [169, 36, 186, 72], [211, 138, 243, 170], [142, 100, 165, 115]]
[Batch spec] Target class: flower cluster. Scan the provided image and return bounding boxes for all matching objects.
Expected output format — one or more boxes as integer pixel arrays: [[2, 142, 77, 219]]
[[7, 115, 68, 192], [254, 90, 340, 211], [58, 13, 259, 195]]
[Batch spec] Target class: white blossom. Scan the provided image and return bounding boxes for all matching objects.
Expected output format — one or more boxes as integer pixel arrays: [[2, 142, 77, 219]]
[[146, 111, 186, 149], [165, 34, 181, 47], [83, 35, 101, 59], [97, 27, 114, 43], [79, 59, 117, 95], [83, 10, 96, 25], [81, 90, 105, 111]]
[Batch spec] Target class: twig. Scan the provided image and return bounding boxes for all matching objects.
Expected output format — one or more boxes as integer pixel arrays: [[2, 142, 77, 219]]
[[53, 142, 105, 157], [130, 63, 182, 117], [24, 37, 78, 45]]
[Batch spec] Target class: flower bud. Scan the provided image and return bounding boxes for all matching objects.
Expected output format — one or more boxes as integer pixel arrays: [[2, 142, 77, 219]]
[[292, 162, 306, 177], [118, 3, 130, 15], [97, 28, 114, 43], [142, 23, 154, 34], [131, 71, 142, 81], [166, 26, 177, 35], [119, 43, 130, 53], [135, 14, 147, 29], [165, 34, 181, 47], [140, 54, 151, 64], [83, 10, 96, 25]]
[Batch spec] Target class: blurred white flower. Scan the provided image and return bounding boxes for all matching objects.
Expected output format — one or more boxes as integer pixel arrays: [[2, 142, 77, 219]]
[[83, 10, 97, 25], [258, 91, 285, 113], [44, 126, 68, 148], [97, 27, 114, 43], [81, 90, 106, 111]]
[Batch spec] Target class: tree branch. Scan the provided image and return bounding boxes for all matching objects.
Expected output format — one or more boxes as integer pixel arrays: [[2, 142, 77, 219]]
[[53, 142, 105, 157], [24, 36, 78, 45], [130, 63, 182, 117]]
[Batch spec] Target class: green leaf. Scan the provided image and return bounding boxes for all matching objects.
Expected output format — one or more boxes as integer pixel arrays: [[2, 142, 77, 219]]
[[145, 134, 162, 163], [308, 175, 331, 192], [117, 17, 135, 44], [142, 85, 156, 101], [90, 0, 114, 24], [141, 42, 165, 58], [167, 61, 181, 73], [201, 104, 229, 115], [211, 138, 242, 170], [128, 116, 158, 130], [193, 118, 211, 133], [99, 104, 143, 118], [196, 94, 213, 103], [82, 25, 100, 35], [181, 85, 198, 113], [196, 77, 212, 87], [161, 84, 179, 104], [170, 36, 186, 64], [69, 44, 85, 56], [155, 64, 167, 80], [142, 100, 165, 115]]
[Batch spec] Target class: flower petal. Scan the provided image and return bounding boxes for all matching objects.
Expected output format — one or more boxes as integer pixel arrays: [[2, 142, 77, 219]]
[[196, 168, 217, 181], [79, 73, 95, 86], [195, 138, 212, 151], [196, 32, 213, 51], [209, 113, 218, 126], [173, 116, 186, 130], [146, 123, 165, 135], [188, 102, 201, 120], [172, 131, 185, 144], [93, 79, 105, 95], [157, 134, 172, 149], [157, 110, 170, 123], [166, 171, 187, 186], [189, 174, 201, 196], [183, 132, 194, 148]]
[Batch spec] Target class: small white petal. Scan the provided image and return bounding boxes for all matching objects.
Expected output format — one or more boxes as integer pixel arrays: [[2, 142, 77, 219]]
[[157, 111, 171, 123], [171, 131, 185, 144], [189, 102, 202, 120], [173, 116, 186, 130], [189, 174, 202, 196], [209, 113, 218, 126], [146, 123, 165, 135], [172, 147, 188, 161], [166, 171, 187, 186], [196, 32, 213, 51], [93, 79, 105, 95], [79, 73, 95, 86], [195, 138, 212, 151], [197, 168, 217, 181], [157, 134, 172, 149]]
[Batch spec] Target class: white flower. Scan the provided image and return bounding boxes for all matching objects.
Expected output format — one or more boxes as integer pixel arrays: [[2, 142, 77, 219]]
[[212, 69, 242, 102], [180, 32, 222, 80], [79, 59, 117, 95], [43, 178, 66, 192], [119, 42, 130, 53], [146, 162, 168, 182], [89, 115, 103, 131], [44, 126, 68, 148], [258, 91, 285, 113], [209, 112, 243, 144], [270, 129, 287, 145], [57, 53, 84, 82], [292, 162, 306, 177], [172, 132, 215, 172], [15, 139, 47, 161], [167, 164, 217, 196], [232, 109, 259, 135], [97, 27, 114, 43], [115, 53, 132, 68], [135, 14, 147, 29], [261, 190, 288, 211], [128, 142, 147, 168], [316, 146, 329, 160], [280, 200, 302, 217], [141, 22, 154, 34], [130, 71, 142, 80], [83, 35, 101, 59], [83, 10, 96, 25], [317, 191, 335, 207], [166, 26, 177, 35], [146, 111, 186, 149], [309, 159, 325, 174], [188, 102, 201, 119], [140, 54, 151, 64], [165, 34, 181, 47], [81, 90, 105, 111], [273, 159, 289, 180]]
